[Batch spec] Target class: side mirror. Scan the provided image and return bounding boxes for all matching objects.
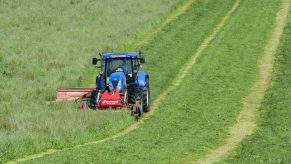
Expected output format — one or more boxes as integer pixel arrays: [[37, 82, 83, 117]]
[[140, 57, 145, 64], [92, 57, 98, 65]]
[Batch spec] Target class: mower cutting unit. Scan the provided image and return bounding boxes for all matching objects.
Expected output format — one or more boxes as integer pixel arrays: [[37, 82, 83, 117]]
[[56, 51, 150, 118]]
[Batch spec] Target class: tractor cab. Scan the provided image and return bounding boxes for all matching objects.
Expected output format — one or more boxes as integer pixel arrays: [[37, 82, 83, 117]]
[[105, 57, 134, 84]]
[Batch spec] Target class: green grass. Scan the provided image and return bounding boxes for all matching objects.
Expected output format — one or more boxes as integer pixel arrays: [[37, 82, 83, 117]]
[[24, 0, 282, 163], [220, 7, 291, 163], [0, 0, 182, 162]]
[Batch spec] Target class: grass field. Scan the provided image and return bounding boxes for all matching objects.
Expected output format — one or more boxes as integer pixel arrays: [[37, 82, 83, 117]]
[[1, 0, 289, 163], [221, 6, 291, 163], [18, 0, 285, 163], [0, 0, 182, 162]]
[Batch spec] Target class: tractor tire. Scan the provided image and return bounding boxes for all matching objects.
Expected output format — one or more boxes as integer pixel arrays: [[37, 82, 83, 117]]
[[142, 79, 150, 112], [89, 89, 99, 109]]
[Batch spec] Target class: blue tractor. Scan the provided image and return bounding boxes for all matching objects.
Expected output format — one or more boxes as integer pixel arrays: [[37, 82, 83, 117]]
[[89, 51, 150, 115]]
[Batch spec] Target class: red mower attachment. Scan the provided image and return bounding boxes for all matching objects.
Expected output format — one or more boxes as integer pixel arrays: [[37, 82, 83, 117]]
[[95, 89, 128, 108], [79, 89, 128, 110], [99, 90, 122, 107]]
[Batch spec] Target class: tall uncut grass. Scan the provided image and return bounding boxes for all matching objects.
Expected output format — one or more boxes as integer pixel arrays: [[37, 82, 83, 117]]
[[0, 0, 181, 161], [26, 0, 282, 163]]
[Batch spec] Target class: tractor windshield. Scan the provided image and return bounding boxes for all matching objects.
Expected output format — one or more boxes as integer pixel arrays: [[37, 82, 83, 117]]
[[106, 58, 132, 76]]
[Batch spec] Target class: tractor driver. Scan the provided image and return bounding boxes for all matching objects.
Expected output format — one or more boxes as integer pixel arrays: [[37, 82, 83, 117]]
[[116, 59, 131, 75]]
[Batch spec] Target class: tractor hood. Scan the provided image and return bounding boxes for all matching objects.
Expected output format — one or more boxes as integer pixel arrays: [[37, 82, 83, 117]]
[[109, 72, 126, 92]]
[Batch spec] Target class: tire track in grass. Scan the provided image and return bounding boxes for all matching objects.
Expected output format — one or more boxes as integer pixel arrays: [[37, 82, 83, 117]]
[[5, 1, 197, 164], [195, 0, 290, 163], [7, 0, 241, 163]]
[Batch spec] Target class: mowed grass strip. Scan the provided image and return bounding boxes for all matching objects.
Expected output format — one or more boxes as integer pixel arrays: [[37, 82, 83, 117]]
[[22, 0, 284, 163], [221, 4, 291, 163], [0, 0, 181, 162], [194, 0, 290, 163]]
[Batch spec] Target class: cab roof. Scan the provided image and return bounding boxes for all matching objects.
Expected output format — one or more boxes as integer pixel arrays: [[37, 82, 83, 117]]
[[101, 52, 140, 59]]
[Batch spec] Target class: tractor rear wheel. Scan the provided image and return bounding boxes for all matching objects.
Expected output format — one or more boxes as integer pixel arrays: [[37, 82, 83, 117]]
[[142, 79, 150, 112]]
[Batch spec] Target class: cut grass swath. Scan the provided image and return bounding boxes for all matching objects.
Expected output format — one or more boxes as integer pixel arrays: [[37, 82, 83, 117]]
[[221, 0, 291, 162], [195, 0, 290, 162]]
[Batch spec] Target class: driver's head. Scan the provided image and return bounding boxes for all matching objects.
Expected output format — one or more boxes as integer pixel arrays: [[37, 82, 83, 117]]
[[116, 67, 123, 72]]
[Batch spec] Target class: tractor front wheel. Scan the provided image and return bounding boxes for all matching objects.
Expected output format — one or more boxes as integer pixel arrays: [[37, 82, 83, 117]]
[[90, 89, 100, 109]]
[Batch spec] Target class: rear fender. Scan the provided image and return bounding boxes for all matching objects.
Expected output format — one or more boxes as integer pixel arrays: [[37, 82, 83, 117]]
[[135, 71, 149, 88], [96, 73, 105, 90], [96, 75, 102, 89]]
